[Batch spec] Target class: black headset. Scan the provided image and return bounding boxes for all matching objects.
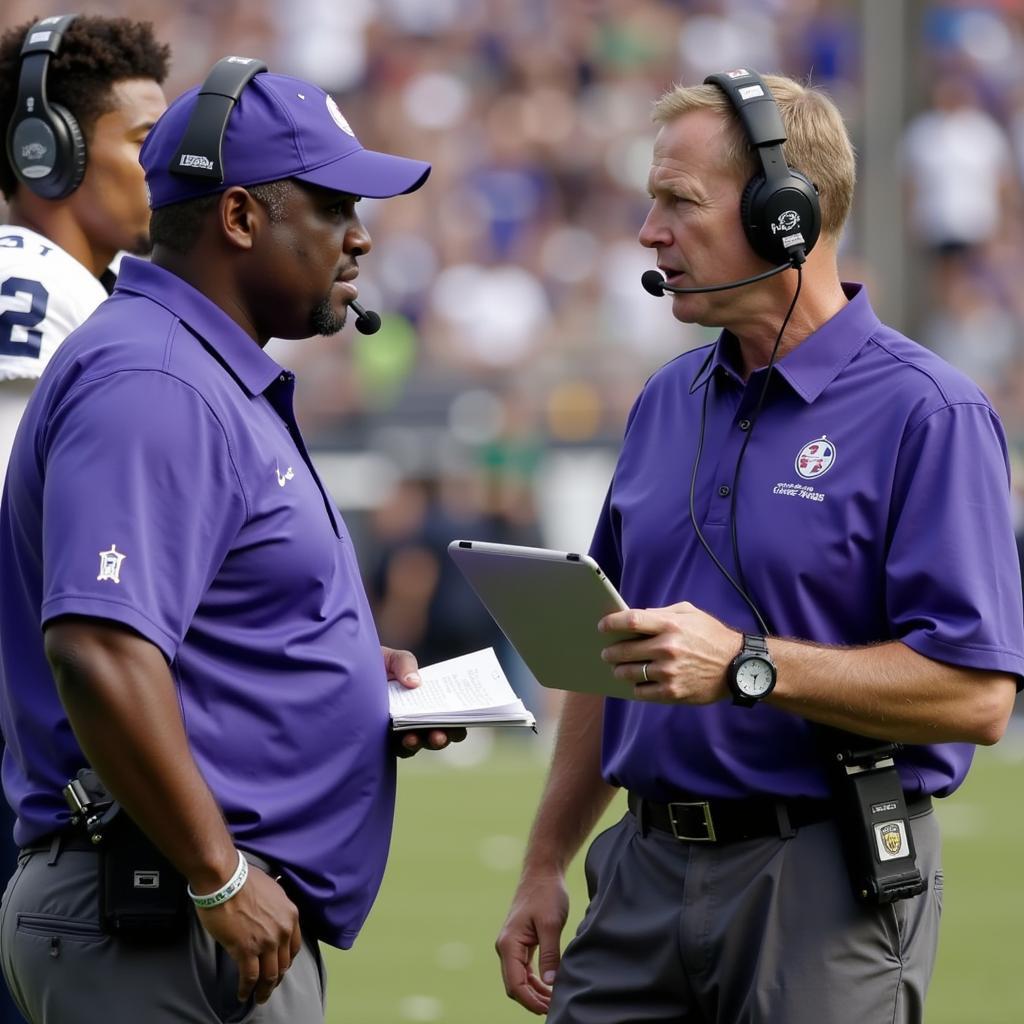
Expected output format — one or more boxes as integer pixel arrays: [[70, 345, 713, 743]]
[[6, 14, 88, 200], [169, 55, 268, 183], [704, 68, 821, 266]]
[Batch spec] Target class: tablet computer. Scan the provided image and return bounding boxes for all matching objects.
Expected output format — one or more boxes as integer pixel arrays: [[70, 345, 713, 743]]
[[447, 540, 640, 699]]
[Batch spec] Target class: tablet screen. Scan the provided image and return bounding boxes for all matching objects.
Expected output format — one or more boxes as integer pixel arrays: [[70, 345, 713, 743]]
[[448, 540, 640, 698]]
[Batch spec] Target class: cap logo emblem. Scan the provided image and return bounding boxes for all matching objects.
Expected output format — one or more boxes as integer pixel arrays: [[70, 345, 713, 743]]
[[795, 435, 835, 479], [326, 96, 355, 137], [179, 153, 214, 170]]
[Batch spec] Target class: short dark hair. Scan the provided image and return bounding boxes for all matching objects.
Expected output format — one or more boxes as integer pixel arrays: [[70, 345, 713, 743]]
[[0, 16, 170, 199], [149, 180, 294, 254]]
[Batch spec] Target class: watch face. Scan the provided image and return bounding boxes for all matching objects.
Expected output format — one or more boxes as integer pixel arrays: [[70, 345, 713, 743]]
[[735, 656, 774, 697]]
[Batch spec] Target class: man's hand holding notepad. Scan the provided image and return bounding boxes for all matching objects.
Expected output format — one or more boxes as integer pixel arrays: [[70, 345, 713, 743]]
[[388, 648, 536, 731]]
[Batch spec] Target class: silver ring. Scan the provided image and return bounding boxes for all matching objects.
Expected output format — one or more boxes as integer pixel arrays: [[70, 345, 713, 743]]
[[641, 662, 649, 683]]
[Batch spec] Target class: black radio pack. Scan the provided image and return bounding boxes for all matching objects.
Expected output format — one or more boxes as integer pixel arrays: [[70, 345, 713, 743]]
[[827, 734, 928, 905], [64, 769, 188, 938]]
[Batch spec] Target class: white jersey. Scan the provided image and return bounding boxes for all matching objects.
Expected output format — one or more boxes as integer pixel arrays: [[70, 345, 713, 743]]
[[0, 225, 108, 381]]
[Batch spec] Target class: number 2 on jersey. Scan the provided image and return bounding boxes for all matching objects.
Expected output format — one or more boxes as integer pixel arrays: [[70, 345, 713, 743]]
[[0, 277, 49, 358]]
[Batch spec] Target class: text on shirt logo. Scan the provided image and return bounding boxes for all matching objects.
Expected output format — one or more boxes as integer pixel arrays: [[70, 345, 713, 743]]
[[97, 544, 125, 583], [772, 481, 825, 502]]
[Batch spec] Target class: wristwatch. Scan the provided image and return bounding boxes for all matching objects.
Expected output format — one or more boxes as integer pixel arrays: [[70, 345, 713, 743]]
[[727, 634, 777, 707]]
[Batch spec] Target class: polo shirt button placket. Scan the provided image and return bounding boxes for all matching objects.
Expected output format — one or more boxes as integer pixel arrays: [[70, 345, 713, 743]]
[[738, 418, 751, 431], [718, 485, 731, 497]]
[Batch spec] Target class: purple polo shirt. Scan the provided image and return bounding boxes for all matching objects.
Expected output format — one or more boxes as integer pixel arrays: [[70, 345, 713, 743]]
[[593, 283, 1024, 802], [0, 258, 393, 948]]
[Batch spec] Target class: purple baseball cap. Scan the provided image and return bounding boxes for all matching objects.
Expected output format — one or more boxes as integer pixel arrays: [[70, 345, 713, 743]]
[[141, 69, 430, 209]]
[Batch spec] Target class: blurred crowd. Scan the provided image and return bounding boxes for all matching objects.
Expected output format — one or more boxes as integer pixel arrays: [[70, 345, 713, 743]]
[[3, 0, 1024, 710]]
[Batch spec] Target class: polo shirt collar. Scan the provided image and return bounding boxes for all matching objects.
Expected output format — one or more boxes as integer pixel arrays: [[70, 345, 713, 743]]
[[692, 282, 880, 404], [113, 257, 285, 397]]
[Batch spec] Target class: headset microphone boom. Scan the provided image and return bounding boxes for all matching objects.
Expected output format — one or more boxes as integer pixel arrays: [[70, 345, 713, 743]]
[[640, 262, 793, 298]]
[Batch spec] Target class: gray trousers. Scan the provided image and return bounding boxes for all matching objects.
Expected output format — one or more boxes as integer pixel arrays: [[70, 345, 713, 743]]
[[0, 845, 326, 1024], [548, 807, 943, 1024]]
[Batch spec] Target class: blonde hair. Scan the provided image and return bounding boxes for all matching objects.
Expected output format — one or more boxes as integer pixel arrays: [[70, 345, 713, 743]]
[[651, 74, 855, 239]]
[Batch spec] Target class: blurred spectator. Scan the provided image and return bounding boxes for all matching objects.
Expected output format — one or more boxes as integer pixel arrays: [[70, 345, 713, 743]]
[[364, 472, 498, 664], [902, 75, 1015, 266], [921, 260, 1022, 403]]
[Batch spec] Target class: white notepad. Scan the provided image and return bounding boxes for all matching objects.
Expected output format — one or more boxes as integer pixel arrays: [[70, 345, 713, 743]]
[[388, 648, 536, 731]]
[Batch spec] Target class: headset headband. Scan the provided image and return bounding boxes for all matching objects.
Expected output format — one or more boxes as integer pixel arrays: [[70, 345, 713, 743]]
[[703, 69, 790, 185], [16, 13, 77, 97], [169, 56, 268, 182]]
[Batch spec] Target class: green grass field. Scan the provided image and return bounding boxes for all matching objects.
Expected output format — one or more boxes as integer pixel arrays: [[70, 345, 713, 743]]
[[324, 732, 1024, 1023]]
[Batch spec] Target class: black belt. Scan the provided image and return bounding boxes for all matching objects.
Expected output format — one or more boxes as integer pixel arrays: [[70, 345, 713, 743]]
[[22, 830, 98, 858], [22, 830, 277, 879], [627, 790, 932, 845]]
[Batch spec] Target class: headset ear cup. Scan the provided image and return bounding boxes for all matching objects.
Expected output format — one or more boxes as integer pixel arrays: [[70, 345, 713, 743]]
[[45, 103, 87, 199], [740, 173, 774, 263], [740, 170, 822, 266]]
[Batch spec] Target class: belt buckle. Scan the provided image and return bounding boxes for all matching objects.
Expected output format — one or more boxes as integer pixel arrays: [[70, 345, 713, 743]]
[[668, 801, 717, 842]]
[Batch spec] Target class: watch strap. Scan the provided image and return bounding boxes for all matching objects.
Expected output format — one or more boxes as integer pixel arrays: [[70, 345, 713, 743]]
[[742, 633, 770, 657]]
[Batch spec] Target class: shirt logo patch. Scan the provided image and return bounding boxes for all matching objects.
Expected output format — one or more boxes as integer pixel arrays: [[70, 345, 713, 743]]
[[97, 544, 125, 583], [275, 462, 295, 487], [795, 435, 836, 479]]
